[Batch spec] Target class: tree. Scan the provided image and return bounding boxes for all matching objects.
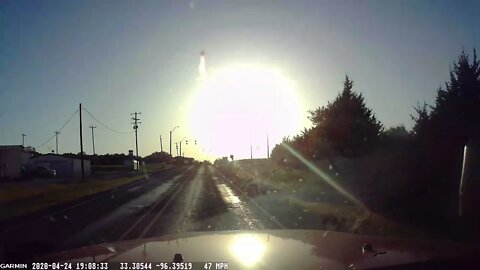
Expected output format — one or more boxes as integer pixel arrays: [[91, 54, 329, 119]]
[[87, 153, 127, 165], [309, 76, 383, 157], [410, 102, 433, 139], [413, 49, 480, 151], [23, 146, 36, 152], [214, 157, 229, 167], [144, 151, 172, 164], [271, 137, 296, 166], [383, 124, 410, 139], [432, 49, 480, 146], [411, 49, 480, 190]]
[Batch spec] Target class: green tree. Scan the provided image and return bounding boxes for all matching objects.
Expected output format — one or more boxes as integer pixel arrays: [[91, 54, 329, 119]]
[[144, 151, 172, 163], [410, 102, 433, 139], [432, 49, 480, 146], [214, 157, 229, 167], [383, 124, 410, 139], [412, 49, 480, 155], [271, 137, 300, 167], [411, 49, 480, 190], [309, 76, 383, 157]]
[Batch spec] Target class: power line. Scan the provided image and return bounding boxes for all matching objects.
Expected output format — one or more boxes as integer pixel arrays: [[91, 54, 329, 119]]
[[58, 109, 79, 132], [34, 109, 79, 149], [35, 134, 55, 149], [83, 107, 134, 135]]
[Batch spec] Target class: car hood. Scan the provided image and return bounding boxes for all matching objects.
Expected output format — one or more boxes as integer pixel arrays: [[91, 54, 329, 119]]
[[43, 230, 480, 269]]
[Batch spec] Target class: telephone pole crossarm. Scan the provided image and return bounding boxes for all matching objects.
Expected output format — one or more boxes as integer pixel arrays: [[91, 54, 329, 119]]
[[131, 112, 142, 160]]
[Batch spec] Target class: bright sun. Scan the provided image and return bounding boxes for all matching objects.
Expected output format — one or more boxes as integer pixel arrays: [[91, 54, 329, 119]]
[[187, 64, 304, 160]]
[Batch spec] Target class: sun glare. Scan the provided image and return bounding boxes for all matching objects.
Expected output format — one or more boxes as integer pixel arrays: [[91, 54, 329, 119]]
[[230, 234, 266, 267], [187, 64, 304, 160]]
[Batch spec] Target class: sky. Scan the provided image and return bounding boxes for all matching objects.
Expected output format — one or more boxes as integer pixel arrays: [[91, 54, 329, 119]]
[[1, 0, 479, 160]]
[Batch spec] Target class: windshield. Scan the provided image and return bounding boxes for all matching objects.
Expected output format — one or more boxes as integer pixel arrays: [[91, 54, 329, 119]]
[[1, 0, 480, 265]]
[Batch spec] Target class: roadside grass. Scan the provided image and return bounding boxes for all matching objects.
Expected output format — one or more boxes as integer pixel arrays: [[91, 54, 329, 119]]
[[291, 196, 420, 237], [0, 185, 48, 203], [144, 163, 170, 174], [253, 192, 423, 238], [0, 174, 145, 221], [223, 159, 424, 238], [0, 163, 169, 221], [231, 159, 331, 194]]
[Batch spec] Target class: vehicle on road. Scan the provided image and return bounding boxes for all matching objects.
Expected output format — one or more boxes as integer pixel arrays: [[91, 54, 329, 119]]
[[35, 166, 56, 178]]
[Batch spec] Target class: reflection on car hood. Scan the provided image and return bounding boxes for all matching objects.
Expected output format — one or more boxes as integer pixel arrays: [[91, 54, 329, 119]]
[[44, 230, 480, 269]]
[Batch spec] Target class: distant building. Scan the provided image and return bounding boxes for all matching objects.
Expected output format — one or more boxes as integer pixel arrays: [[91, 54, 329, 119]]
[[29, 154, 91, 178], [124, 150, 139, 171], [0, 145, 33, 179]]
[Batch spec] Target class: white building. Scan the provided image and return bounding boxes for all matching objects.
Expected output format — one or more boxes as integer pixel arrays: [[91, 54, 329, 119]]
[[0, 145, 33, 179], [29, 154, 91, 178]]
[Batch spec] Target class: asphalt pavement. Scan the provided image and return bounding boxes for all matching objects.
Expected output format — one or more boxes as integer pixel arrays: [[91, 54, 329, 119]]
[[0, 164, 275, 262]]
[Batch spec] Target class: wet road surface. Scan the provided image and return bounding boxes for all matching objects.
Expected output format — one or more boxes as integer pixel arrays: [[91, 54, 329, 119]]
[[0, 164, 275, 261]]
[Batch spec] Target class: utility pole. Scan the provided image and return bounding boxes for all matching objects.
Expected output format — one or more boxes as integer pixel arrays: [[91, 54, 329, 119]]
[[250, 144, 253, 159], [21, 134, 26, 146], [54, 131, 60, 154], [131, 112, 141, 159], [170, 126, 179, 156], [170, 131, 173, 155], [179, 137, 187, 158], [160, 135, 163, 152], [89, 125, 97, 155], [79, 103, 85, 181], [267, 132, 270, 159]]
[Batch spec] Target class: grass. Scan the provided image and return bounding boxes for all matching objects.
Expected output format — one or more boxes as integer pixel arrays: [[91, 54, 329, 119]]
[[0, 185, 49, 203], [250, 191, 425, 239], [0, 177, 148, 204], [285, 196, 420, 237], [223, 159, 425, 238], [0, 174, 145, 221], [0, 163, 169, 221]]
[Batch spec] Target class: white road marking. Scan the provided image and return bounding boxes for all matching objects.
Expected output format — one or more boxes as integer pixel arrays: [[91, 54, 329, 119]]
[[64, 174, 184, 245]]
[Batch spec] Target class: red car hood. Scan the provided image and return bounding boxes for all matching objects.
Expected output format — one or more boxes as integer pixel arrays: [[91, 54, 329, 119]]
[[43, 230, 480, 269]]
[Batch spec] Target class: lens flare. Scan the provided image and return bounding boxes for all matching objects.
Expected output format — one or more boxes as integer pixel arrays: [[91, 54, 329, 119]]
[[187, 64, 305, 160], [230, 234, 266, 267], [281, 143, 367, 208]]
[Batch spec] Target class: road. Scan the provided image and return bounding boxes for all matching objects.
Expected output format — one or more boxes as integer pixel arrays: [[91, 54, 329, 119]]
[[0, 164, 277, 262]]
